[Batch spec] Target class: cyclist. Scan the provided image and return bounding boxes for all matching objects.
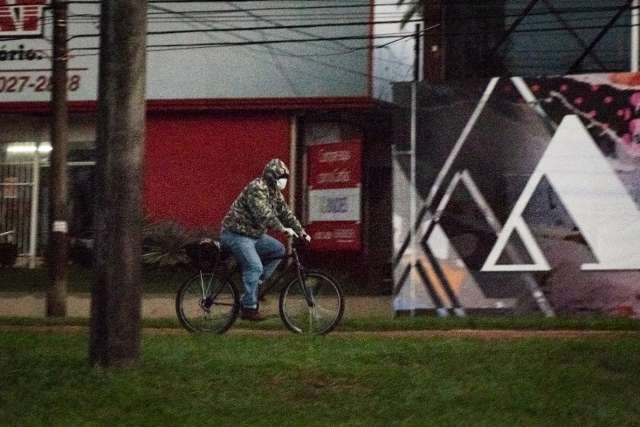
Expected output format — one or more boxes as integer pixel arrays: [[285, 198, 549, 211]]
[[220, 158, 311, 321]]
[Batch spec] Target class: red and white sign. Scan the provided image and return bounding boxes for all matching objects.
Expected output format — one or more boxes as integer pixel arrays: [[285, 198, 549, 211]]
[[306, 221, 361, 251], [0, 0, 47, 37], [307, 141, 361, 251], [308, 141, 362, 189]]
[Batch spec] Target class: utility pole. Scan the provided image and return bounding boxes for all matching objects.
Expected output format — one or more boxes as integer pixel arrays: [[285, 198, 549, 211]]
[[47, 0, 69, 318], [89, 0, 148, 368], [423, 0, 444, 82], [414, 24, 421, 82]]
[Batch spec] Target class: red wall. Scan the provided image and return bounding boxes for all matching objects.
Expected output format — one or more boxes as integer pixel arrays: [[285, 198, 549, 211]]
[[144, 112, 290, 230]]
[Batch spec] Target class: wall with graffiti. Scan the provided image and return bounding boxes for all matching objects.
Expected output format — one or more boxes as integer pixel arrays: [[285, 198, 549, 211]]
[[392, 73, 640, 318]]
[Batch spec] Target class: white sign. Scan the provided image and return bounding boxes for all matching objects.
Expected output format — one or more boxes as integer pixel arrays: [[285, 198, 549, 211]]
[[308, 188, 360, 222], [0, 1, 371, 104], [52, 220, 67, 233]]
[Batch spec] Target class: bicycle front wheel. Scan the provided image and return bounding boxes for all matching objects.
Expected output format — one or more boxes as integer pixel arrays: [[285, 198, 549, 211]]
[[176, 272, 239, 334], [279, 271, 344, 335]]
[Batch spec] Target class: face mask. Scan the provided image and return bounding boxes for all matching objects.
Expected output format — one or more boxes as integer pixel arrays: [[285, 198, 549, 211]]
[[277, 177, 288, 190]]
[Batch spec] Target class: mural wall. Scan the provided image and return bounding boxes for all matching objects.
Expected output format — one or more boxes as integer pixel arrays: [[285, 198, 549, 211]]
[[392, 73, 640, 318]]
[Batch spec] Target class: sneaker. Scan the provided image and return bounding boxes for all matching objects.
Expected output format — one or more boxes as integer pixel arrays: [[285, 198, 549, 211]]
[[240, 307, 267, 322]]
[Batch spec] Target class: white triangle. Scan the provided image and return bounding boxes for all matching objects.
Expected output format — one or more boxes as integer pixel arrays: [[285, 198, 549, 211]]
[[483, 115, 640, 272]]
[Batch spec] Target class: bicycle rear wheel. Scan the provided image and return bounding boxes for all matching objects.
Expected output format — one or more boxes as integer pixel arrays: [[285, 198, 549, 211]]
[[176, 272, 239, 333], [279, 271, 344, 335]]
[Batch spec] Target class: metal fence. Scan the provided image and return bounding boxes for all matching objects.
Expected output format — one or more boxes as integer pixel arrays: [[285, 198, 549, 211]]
[[0, 156, 40, 267]]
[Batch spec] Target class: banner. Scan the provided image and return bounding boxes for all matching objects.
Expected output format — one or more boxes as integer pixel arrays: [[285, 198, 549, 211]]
[[307, 141, 361, 251], [392, 73, 640, 317]]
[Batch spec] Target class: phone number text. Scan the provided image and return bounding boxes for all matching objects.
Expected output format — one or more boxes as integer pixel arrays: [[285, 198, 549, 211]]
[[0, 74, 81, 93]]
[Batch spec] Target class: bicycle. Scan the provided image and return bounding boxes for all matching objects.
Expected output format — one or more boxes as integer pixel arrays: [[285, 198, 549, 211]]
[[175, 237, 345, 335]]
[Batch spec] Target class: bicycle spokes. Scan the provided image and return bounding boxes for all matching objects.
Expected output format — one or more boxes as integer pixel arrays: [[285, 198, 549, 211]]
[[279, 272, 344, 335], [177, 272, 239, 334], [198, 271, 209, 295]]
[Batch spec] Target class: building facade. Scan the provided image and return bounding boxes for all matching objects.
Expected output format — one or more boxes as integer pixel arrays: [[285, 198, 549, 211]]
[[0, 0, 417, 292]]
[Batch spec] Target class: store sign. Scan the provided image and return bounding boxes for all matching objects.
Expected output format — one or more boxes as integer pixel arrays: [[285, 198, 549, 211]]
[[0, 1, 370, 103], [308, 187, 360, 222], [0, 0, 47, 37], [307, 141, 361, 251]]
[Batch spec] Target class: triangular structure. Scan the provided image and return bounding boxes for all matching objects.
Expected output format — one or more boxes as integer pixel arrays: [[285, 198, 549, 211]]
[[483, 115, 640, 271]]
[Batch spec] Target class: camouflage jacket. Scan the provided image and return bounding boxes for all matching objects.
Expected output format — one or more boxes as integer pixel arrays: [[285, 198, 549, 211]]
[[222, 159, 304, 238]]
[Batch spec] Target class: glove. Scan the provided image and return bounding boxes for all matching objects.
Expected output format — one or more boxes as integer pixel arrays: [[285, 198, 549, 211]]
[[301, 231, 312, 243], [282, 227, 298, 238]]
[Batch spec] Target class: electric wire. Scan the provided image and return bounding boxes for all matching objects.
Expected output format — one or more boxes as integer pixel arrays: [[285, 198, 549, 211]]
[[0, 1, 634, 77]]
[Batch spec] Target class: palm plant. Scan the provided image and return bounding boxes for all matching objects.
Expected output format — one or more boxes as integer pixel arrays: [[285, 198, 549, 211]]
[[142, 220, 215, 268]]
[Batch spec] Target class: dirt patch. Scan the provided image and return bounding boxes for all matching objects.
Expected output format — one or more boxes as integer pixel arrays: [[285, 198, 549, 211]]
[[0, 293, 391, 319], [1, 324, 637, 340]]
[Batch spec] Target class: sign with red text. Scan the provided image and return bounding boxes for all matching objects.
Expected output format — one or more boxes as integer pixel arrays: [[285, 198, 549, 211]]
[[307, 141, 361, 251], [0, 0, 95, 103], [0, 2, 371, 104]]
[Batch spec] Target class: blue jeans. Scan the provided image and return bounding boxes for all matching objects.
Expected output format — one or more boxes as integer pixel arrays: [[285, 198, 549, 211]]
[[220, 229, 285, 309]]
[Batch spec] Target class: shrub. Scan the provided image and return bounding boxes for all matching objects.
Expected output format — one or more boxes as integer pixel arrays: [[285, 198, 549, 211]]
[[142, 221, 216, 269]]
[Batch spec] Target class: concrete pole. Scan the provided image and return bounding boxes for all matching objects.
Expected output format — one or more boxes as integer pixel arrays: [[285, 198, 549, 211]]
[[409, 81, 417, 316], [632, 0, 639, 71], [288, 115, 297, 254], [89, 0, 148, 368], [47, 0, 69, 317], [28, 147, 40, 269]]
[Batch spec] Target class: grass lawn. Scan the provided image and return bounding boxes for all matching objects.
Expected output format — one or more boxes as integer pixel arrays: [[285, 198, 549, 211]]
[[1, 331, 640, 426], [1, 313, 639, 333]]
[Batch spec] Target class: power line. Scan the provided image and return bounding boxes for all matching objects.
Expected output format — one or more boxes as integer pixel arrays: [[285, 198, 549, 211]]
[[144, 3, 369, 82], [70, 30, 424, 53], [65, 23, 426, 86], [145, 2, 422, 86], [6, 16, 637, 47], [58, 4, 637, 22], [218, 1, 366, 52], [31, 3, 639, 30], [3, 1, 634, 76], [53, 1, 636, 28], [148, 3, 376, 94], [67, 18, 423, 41], [64, 22, 640, 46]]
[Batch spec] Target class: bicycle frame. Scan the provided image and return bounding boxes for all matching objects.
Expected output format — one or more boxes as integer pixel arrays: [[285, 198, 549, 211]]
[[219, 243, 316, 308], [290, 247, 315, 308]]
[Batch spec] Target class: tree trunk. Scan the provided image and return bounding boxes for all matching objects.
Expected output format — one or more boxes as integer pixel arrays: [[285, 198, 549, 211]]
[[47, 0, 69, 318], [89, 0, 148, 368]]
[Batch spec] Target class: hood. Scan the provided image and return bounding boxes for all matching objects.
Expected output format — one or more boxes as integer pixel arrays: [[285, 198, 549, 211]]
[[262, 158, 289, 185]]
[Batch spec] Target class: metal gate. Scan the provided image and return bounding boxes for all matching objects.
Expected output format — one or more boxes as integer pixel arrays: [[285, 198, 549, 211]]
[[0, 155, 40, 268]]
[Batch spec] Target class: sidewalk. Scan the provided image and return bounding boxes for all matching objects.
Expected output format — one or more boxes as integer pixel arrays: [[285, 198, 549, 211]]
[[0, 292, 393, 319]]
